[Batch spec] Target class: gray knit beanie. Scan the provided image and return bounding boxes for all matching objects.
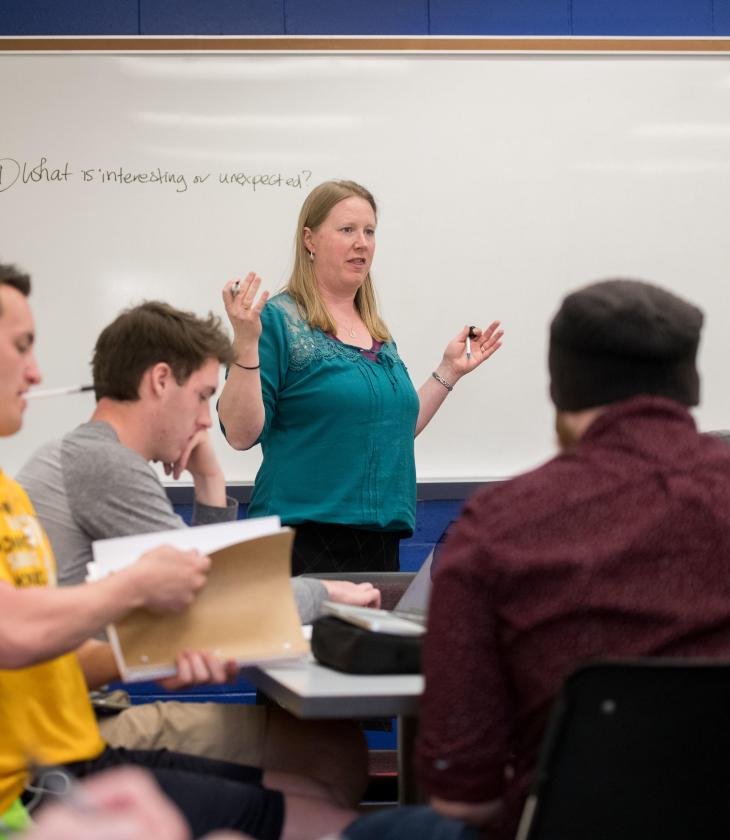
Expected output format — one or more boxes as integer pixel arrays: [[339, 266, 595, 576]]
[[549, 279, 703, 411]]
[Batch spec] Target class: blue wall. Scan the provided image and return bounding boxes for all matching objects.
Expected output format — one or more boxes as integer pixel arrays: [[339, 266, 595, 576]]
[[3, 0, 730, 35]]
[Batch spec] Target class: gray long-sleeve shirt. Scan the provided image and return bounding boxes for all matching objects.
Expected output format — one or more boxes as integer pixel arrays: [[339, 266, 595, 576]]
[[17, 421, 327, 622]]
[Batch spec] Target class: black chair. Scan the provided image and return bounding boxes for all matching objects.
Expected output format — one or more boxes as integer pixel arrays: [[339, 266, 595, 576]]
[[518, 659, 730, 840]]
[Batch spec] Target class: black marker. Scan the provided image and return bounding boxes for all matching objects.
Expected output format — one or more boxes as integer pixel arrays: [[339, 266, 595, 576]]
[[466, 325, 478, 361]]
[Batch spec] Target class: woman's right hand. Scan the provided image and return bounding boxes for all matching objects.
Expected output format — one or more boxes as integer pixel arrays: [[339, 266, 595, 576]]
[[222, 272, 269, 347], [219, 272, 268, 449]]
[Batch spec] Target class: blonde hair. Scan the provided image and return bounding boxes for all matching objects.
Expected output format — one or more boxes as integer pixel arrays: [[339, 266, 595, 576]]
[[285, 180, 392, 342]]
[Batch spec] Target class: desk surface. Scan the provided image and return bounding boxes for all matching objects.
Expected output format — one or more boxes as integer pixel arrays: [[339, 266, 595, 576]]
[[243, 655, 423, 718]]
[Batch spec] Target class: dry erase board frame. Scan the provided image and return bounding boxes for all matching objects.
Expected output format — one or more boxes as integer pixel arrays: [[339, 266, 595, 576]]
[[2, 37, 730, 489]]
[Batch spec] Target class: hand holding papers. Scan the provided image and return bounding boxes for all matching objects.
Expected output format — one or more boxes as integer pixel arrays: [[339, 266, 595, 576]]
[[128, 544, 210, 612], [87, 517, 308, 682]]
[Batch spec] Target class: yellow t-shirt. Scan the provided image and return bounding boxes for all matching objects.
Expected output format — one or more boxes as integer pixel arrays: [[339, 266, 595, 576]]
[[0, 471, 104, 812]]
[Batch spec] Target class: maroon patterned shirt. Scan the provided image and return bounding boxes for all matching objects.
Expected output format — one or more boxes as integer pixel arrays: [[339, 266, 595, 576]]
[[417, 396, 730, 838]]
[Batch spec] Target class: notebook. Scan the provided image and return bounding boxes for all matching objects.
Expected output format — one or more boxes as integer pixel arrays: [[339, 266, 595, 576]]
[[87, 517, 309, 681]]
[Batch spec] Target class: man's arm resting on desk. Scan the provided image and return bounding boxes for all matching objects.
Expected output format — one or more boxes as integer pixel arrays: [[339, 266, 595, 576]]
[[292, 578, 381, 623]]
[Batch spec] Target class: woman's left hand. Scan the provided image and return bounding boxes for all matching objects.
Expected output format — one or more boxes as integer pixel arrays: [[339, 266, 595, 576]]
[[440, 321, 503, 381]]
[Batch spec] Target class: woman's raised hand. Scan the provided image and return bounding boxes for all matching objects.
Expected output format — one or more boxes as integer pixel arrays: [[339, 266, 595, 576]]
[[440, 320, 503, 381], [222, 272, 269, 346]]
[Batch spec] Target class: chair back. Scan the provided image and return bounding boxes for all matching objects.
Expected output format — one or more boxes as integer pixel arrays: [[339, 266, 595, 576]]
[[518, 659, 730, 840]]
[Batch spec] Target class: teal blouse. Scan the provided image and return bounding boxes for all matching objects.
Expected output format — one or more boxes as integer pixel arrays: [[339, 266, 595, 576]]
[[238, 293, 419, 533]]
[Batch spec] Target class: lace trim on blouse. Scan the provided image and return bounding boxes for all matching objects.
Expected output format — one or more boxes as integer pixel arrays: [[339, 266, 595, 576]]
[[273, 295, 402, 374]]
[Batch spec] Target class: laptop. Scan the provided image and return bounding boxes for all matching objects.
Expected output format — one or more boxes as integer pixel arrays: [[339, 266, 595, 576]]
[[322, 551, 433, 636]]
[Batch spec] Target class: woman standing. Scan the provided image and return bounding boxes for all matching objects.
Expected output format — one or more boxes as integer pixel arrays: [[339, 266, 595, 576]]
[[219, 180, 502, 575]]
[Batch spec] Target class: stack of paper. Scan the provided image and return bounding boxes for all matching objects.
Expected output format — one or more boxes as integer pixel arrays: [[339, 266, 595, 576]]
[[88, 516, 308, 682]]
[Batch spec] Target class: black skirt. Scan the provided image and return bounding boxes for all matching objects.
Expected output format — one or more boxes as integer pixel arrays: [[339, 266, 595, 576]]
[[290, 521, 403, 575]]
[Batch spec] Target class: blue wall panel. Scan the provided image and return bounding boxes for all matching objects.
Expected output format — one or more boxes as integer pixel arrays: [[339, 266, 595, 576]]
[[3, 0, 730, 38], [712, 0, 730, 32], [430, 0, 570, 35], [1, 0, 138, 34], [284, 0, 428, 35], [572, 0, 714, 35], [141, 0, 284, 35]]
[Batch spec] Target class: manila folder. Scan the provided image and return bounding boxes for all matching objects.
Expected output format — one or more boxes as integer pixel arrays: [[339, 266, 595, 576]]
[[109, 529, 307, 682]]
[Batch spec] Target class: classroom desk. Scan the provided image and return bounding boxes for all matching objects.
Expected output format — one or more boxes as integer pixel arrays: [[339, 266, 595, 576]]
[[242, 655, 424, 803]]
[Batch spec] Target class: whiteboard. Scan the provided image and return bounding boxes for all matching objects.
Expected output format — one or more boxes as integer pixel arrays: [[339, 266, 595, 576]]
[[2, 46, 730, 483]]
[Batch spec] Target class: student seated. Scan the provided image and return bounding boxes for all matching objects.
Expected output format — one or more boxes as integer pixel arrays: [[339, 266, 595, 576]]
[[343, 278, 730, 840], [18, 299, 378, 806], [0, 262, 358, 840]]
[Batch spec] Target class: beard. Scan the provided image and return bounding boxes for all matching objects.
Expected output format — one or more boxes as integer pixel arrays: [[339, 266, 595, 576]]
[[555, 411, 580, 451]]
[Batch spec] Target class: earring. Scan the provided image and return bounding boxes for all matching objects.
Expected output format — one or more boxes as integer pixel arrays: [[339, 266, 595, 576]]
[[309, 251, 315, 262]]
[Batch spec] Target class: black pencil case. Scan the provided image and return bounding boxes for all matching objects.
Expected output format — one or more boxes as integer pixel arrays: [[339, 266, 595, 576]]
[[310, 615, 422, 675]]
